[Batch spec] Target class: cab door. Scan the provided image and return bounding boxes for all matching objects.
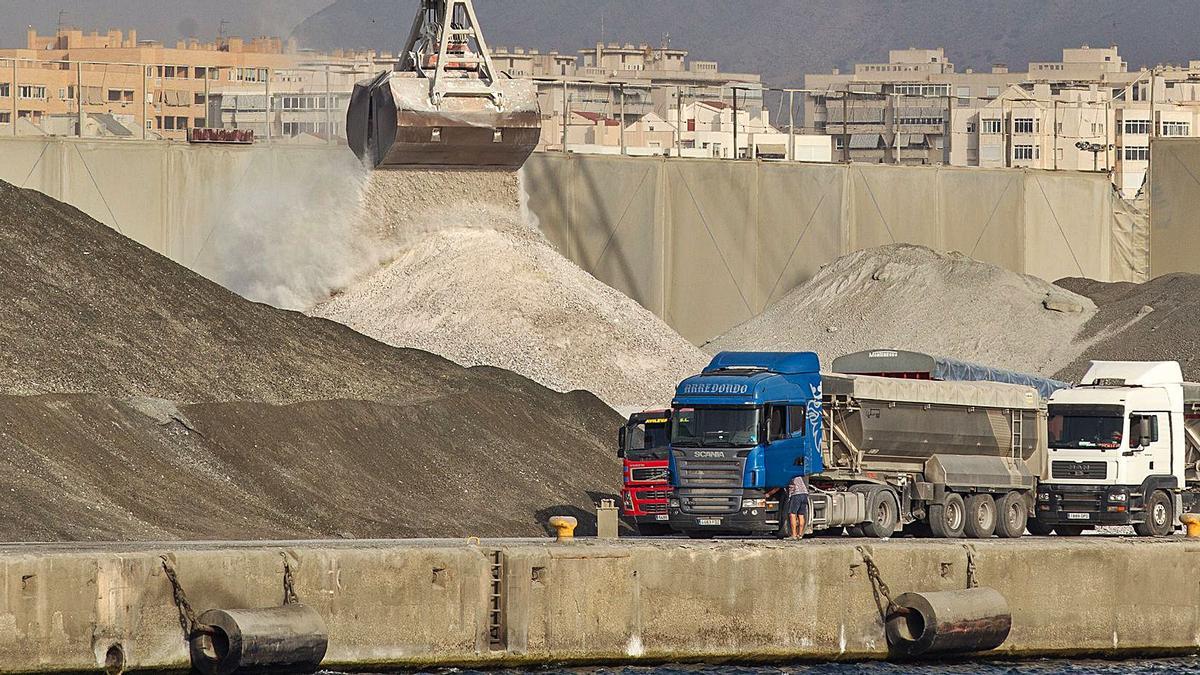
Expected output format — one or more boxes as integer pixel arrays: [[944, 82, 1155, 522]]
[[763, 403, 815, 487], [1127, 412, 1172, 484]]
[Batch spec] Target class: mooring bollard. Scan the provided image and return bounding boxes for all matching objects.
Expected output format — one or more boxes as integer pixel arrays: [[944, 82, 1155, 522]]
[[189, 604, 328, 675], [885, 587, 1012, 657], [596, 499, 619, 539], [549, 515, 578, 541], [1181, 513, 1200, 538]]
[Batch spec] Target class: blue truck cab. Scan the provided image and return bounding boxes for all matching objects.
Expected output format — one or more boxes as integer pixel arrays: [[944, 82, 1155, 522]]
[[667, 352, 825, 536]]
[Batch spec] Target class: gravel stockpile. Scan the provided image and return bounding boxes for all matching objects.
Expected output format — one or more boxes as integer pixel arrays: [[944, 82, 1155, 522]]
[[0, 178, 622, 541], [1055, 274, 1200, 382], [313, 171, 708, 412], [707, 244, 1097, 375]]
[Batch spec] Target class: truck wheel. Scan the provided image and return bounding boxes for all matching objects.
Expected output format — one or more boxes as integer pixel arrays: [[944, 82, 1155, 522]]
[[859, 488, 899, 539], [1133, 490, 1175, 537], [963, 494, 997, 539], [846, 525, 865, 538], [929, 492, 966, 538], [1026, 517, 1055, 536], [636, 523, 673, 536], [994, 491, 1027, 538], [1054, 524, 1086, 537]]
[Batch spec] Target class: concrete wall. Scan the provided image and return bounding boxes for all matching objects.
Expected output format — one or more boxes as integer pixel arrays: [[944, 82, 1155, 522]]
[[0, 138, 1149, 344], [523, 154, 1149, 344], [1149, 138, 1200, 277], [3, 538, 1200, 673]]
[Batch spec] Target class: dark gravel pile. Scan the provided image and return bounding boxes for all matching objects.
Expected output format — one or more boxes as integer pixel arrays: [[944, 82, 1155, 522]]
[[0, 180, 621, 541], [1055, 274, 1200, 382]]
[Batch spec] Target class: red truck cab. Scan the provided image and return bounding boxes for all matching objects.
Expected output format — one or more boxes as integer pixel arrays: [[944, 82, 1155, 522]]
[[618, 409, 672, 535]]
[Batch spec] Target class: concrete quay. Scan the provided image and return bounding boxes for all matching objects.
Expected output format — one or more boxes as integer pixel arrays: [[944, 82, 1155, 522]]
[[2, 537, 1198, 672]]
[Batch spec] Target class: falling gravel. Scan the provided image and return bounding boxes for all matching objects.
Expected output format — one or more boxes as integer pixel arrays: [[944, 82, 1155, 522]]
[[312, 170, 708, 412], [707, 244, 1097, 375]]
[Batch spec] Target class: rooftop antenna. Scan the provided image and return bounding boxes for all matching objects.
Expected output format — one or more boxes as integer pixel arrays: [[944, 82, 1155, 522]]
[[56, 9, 69, 32], [662, 32, 671, 50], [600, 9, 605, 46]]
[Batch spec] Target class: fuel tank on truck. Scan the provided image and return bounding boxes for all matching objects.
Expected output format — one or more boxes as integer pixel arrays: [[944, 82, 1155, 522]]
[[820, 373, 1047, 489]]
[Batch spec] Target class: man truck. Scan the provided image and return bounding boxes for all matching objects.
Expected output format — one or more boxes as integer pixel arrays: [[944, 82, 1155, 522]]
[[617, 409, 673, 535], [667, 352, 1045, 539], [1035, 360, 1200, 536]]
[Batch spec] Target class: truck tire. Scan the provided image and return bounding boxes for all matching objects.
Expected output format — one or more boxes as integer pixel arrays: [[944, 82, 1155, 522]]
[[636, 522, 673, 536], [859, 488, 899, 539], [1133, 490, 1175, 537], [928, 492, 966, 538], [994, 491, 1027, 538], [1026, 517, 1055, 536], [963, 494, 997, 539]]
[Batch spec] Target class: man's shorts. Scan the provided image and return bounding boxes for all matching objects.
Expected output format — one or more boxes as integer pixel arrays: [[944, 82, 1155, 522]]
[[787, 493, 809, 515]]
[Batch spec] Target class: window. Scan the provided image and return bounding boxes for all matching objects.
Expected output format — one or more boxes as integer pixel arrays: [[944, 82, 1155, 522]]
[[893, 84, 950, 97], [1014, 118, 1036, 134], [956, 86, 970, 99], [175, 116, 188, 129], [107, 89, 134, 103], [18, 85, 46, 100], [1048, 409, 1123, 449], [767, 406, 786, 441], [897, 116, 944, 126], [1124, 119, 1151, 135], [194, 117, 206, 128], [1161, 121, 1190, 137], [1128, 414, 1160, 447], [1014, 145, 1037, 160], [1123, 145, 1149, 161], [986, 86, 1000, 98], [787, 406, 808, 437], [981, 118, 1002, 134], [966, 121, 977, 133], [671, 406, 760, 448], [163, 66, 175, 78], [0, 112, 9, 124]]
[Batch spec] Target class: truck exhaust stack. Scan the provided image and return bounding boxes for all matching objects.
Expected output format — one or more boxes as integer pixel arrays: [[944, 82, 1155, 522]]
[[346, 0, 542, 170]]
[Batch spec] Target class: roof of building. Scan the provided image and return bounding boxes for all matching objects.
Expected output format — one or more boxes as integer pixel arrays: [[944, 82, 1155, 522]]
[[573, 111, 620, 126]]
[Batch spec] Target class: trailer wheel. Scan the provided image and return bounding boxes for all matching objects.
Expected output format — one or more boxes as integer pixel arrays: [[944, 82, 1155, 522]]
[[859, 488, 899, 539], [963, 494, 997, 539], [994, 491, 1027, 538], [929, 492, 966, 538], [1133, 490, 1175, 537]]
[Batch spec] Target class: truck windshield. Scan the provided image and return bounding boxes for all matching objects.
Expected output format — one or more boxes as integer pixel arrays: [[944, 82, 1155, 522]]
[[1048, 412, 1124, 449], [627, 424, 670, 452], [671, 407, 759, 448]]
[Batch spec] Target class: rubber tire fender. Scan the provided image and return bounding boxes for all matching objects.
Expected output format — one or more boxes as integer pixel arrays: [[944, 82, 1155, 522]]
[[994, 491, 1027, 538], [929, 492, 966, 539]]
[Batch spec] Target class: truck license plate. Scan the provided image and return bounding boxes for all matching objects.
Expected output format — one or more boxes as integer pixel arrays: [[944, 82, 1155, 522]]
[[655, 514, 669, 521], [1067, 512, 1090, 520], [697, 518, 722, 526]]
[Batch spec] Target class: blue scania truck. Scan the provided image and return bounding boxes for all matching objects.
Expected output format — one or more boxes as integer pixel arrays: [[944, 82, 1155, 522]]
[[666, 352, 1048, 539]]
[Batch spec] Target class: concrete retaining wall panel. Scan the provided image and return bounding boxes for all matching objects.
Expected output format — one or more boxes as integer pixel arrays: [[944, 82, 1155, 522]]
[[938, 168, 1024, 272], [1149, 138, 1200, 277], [1023, 173, 1110, 282], [848, 164, 944, 252], [756, 162, 845, 308]]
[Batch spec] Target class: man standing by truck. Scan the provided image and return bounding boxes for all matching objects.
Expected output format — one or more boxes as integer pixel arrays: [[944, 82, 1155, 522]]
[[769, 474, 809, 539]]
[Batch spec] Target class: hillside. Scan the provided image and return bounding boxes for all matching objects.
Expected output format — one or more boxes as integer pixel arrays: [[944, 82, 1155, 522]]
[[293, 0, 1200, 92]]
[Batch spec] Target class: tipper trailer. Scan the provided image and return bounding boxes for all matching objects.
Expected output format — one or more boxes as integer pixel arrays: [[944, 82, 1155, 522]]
[[1035, 361, 1200, 536], [667, 352, 1046, 539], [617, 409, 673, 535]]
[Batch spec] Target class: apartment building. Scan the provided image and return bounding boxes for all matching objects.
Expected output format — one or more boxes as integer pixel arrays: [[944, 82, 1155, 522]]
[[804, 45, 1200, 195], [0, 26, 379, 140]]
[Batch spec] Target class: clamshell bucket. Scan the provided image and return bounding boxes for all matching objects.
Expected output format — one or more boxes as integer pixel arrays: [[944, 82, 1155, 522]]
[[345, 0, 541, 170], [347, 72, 540, 169]]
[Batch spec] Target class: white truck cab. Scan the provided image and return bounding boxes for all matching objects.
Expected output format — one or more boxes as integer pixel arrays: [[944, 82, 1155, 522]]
[[1035, 361, 1200, 536]]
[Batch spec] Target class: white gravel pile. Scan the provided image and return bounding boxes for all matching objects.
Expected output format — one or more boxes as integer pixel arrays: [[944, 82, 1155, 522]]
[[312, 170, 708, 412], [707, 244, 1097, 376]]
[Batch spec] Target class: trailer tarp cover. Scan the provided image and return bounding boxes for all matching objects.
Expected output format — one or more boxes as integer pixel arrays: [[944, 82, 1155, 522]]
[[830, 349, 1068, 399], [822, 373, 1042, 410]]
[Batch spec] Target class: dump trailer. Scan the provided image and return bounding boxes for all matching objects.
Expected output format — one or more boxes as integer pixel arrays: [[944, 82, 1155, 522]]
[[617, 409, 673, 536], [667, 352, 1046, 539], [831, 349, 1071, 399], [346, 0, 541, 169], [1034, 361, 1200, 536]]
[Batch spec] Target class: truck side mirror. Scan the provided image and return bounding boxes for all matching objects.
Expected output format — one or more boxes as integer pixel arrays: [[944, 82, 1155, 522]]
[[617, 430, 626, 458]]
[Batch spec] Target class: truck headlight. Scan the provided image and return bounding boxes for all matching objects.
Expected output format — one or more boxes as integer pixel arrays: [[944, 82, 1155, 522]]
[[1037, 491, 1050, 502], [668, 498, 680, 508], [741, 498, 767, 509], [1107, 492, 1128, 502]]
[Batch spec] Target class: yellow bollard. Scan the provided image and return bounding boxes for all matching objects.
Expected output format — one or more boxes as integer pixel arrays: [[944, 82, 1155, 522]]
[[1180, 513, 1200, 538], [549, 515, 578, 542]]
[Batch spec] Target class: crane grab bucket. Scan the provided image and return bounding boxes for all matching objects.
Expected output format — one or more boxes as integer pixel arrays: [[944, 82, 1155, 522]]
[[346, 0, 542, 170]]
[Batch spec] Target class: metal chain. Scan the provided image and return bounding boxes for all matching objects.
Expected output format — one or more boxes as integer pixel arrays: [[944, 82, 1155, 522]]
[[856, 546, 900, 618], [963, 544, 979, 589], [160, 556, 212, 639], [281, 552, 299, 605]]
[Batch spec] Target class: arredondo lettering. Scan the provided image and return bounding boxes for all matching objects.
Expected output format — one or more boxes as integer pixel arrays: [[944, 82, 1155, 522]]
[[681, 383, 750, 395]]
